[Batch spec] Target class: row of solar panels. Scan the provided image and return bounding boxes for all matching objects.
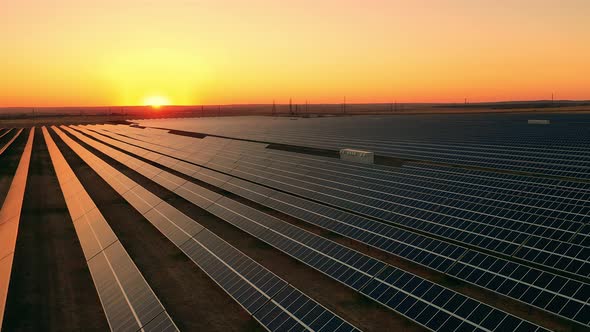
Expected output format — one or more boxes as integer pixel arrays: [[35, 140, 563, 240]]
[[0, 128, 33, 329], [65, 124, 552, 331], [85, 124, 590, 328], [133, 117, 590, 179]]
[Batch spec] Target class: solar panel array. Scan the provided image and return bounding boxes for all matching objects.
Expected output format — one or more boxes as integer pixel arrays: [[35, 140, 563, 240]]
[[86, 124, 590, 327], [1, 113, 588, 331], [65, 124, 553, 331], [135, 115, 590, 179]]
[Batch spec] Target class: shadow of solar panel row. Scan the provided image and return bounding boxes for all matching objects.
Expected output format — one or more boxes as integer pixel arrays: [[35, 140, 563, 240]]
[[55, 126, 360, 332], [44, 127, 179, 332], [0, 128, 33, 329], [77, 127, 552, 332], [86, 125, 590, 327], [132, 116, 590, 179]]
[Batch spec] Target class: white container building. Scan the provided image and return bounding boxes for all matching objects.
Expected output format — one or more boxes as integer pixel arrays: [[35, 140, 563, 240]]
[[340, 148, 374, 164], [528, 119, 550, 125]]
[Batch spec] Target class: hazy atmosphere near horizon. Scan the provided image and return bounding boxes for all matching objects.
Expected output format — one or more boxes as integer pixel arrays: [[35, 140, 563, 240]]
[[1, 2, 590, 332], [2, 0, 590, 107]]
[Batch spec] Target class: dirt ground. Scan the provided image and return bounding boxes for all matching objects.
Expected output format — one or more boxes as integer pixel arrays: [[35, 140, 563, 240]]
[[65, 126, 427, 332], [50, 128, 262, 331], [2, 128, 109, 331]]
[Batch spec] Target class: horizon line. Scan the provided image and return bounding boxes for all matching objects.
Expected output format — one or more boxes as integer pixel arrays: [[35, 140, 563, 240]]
[[1, 99, 590, 110]]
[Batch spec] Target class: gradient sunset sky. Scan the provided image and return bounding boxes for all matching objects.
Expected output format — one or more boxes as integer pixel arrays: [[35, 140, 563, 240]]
[[1, 0, 589, 107]]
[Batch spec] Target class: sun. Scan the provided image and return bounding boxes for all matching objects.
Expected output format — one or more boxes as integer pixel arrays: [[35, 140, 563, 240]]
[[144, 95, 170, 109]]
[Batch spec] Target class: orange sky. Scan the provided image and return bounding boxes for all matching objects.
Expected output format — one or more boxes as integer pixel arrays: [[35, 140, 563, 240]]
[[1, 0, 589, 107]]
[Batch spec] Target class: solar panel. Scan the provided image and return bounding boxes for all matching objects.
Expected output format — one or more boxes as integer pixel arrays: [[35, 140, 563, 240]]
[[0, 128, 34, 329], [0, 129, 23, 156]]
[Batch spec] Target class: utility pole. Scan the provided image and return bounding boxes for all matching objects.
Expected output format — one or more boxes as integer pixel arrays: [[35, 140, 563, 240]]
[[272, 100, 276, 116], [218, 105, 221, 117], [201, 105, 204, 117], [343, 96, 346, 114], [289, 98, 293, 115], [305, 100, 308, 114]]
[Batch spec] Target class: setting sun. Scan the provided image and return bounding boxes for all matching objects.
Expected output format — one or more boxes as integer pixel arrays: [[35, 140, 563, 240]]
[[144, 96, 170, 109]]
